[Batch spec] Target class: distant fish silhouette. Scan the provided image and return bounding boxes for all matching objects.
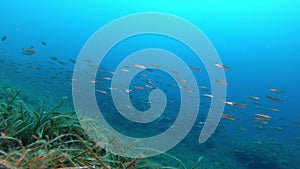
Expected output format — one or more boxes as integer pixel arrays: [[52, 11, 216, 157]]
[[1, 36, 6, 42], [22, 47, 37, 55], [41, 41, 47, 46], [266, 95, 282, 103]]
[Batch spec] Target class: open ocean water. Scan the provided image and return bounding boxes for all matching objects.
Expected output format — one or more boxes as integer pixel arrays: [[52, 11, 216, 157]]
[[0, 1, 299, 169]]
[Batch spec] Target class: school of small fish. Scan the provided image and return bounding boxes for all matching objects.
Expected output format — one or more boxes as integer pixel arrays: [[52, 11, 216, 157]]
[[0, 35, 298, 155]]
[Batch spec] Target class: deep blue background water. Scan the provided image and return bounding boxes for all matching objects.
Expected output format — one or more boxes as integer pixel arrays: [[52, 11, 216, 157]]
[[1, 1, 299, 168]]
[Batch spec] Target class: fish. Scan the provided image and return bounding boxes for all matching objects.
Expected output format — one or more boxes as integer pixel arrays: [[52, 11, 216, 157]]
[[216, 80, 228, 86], [85, 58, 92, 63], [269, 108, 280, 112], [134, 64, 147, 69], [145, 69, 154, 72], [169, 70, 180, 74], [150, 63, 161, 68], [50, 56, 58, 60], [138, 73, 147, 78], [87, 64, 98, 69], [145, 84, 154, 89], [198, 85, 208, 89], [269, 88, 284, 93], [41, 41, 47, 46], [253, 118, 269, 124], [222, 114, 236, 120], [180, 85, 193, 93], [225, 101, 246, 108], [238, 127, 247, 131], [96, 90, 107, 95], [214, 63, 230, 70], [266, 95, 282, 103], [255, 105, 264, 109], [1, 36, 6, 42], [32, 134, 39, 139], [133, 85, 145, 90], [22, 47, 37, 55], [252, 141, 263, 145], [247, 96, 260, 100], [256, 113, 271, 119], [124, 89, 132, 93], [225, 101, 234, 106], [184, 88, 193, 93], [189, 66, 202, 72], [0, 132, 7, 136], [121, 69, 129, 73], [272, 127, 284, 131], [103, 77, 112, 81], [32, 66, 42, 70], [68, 58, 76, 63], [175, 77, 186, 83], [57, 61, 66, 65], [203, 94, 213, 98], [233, 103, 247, 109]]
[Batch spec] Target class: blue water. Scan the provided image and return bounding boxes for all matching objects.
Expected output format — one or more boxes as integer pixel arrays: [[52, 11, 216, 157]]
[[1, 1, 299, 168]]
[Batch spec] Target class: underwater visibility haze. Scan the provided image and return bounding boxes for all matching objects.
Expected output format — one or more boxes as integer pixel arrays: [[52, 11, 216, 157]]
[[0, 1, 299, 169]]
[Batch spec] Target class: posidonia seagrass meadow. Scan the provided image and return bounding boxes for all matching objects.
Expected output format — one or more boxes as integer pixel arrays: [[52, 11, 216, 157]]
[[0, 87, 203, 169]]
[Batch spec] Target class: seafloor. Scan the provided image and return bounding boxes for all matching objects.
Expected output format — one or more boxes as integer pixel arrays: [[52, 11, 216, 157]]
[[0, 84, 299, 169]]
